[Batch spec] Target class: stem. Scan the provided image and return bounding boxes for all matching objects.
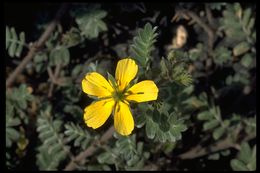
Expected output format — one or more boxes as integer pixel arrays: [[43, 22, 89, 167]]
[[184, 10, 215, 54], [205, 4, 214, 27], [64, 126, 115, 170], [177, 133, 255, 160], [48, 64, 62, 98]]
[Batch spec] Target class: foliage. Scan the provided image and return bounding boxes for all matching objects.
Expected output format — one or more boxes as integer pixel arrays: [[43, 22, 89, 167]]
[[6, 26, 26, 58], [6, 101, 21, 147], [70, 6, 108, 39], [230, 142, 256, 171], [64, 122, 91, 149], [5, 2, 255, 171], [97, 134, 150, 170], [130, 23, 158, 68], [49, 46, 70, 67], [6, 84, 34, 168], [159, 50, 192, 86], [36, 107, 68, 170], [136, 103, 187, 143]]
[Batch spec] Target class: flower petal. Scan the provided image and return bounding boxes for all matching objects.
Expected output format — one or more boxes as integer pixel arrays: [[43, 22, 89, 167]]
[[84, 98, 115, 129], [115, 58, 138, 91], [82, 72, 114, 98], [114, 101, 134, 136], [125, 80, 159, 103]]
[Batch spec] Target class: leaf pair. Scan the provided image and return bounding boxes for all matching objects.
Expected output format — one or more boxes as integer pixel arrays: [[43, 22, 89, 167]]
[[6, 26, 26, 58]]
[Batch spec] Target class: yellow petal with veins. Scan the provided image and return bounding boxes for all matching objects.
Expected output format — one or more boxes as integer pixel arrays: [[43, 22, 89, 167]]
[[114, 101, 134, 136], [84, 98, 115, 129], [82, 72, 114, 98], [115, 58, 138, 91], [125, 80, 158, 103]]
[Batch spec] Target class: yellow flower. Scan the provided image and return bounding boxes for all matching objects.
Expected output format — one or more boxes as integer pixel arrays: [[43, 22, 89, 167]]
[[82, 58, 159, 136]]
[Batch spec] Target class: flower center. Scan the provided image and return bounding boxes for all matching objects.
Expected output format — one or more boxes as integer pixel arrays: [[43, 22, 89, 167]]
[[112, 90, 125, 101]]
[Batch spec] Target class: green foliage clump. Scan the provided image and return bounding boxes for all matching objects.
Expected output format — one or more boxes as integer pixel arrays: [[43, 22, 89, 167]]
[[231, 142, 256, 171], [71, 7, 108, 39], [36, 107, 68, 170], [5, 2, 255, 171], [64, 122, 91, 149], [131, 23, 158, 68], [6, 26, 26, 58]]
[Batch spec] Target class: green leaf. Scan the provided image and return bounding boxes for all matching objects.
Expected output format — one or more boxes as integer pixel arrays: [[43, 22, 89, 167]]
[[197, 111, 213, 120], [162, 142, 176, 155], [135, 115, 146, 128], [130, 23, 158, 67], [34, 53, 48, 73], [247, 18, 255, 32], [6, 26, 10, 49], [64, 105, 83, 119], [213, 126, 225, 140], [8, 27, 17, 57], [34, 53, 48, 63], [72, 8, 108, 39], [71, 64, 83, 77], [107, 72, 118, 90], [220, 149, 231, 156], [97, 152, 116, 164], [15, 32, 25, 57], [6, 127, 20, 144], [221, 3, 255, 45], [6, 26, 26, 58], [242, 8, 251, 29], [146, 117, 157, 139], [213, 46, 232, 65], [208, 153, 220, 160], [49, 46, 70, 66], [203, 119, 219, 131], [231, 159, 248, 171], [36, 109, 68, 170], [116, 135, 137, 160], [7, 84, 33, 116], [240, 54, 252, 68], [238, 142, 252, 164], [64, 122, 90, 149], [144, 108, 187, 142], [7, 118, 21, 127], [248, 145, 256, 170], [152, 109, 160, 123], [233, 42, 250, 56]]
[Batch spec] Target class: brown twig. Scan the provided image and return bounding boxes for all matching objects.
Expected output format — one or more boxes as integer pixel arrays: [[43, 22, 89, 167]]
[[6, 3, 68, 88], [47, 64, 62, 98], [177, 134, 255, 160], [205, 4, 214, 27], [64, 126, 115, 170]]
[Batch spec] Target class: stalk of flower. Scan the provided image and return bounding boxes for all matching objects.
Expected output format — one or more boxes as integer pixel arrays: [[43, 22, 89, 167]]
[[82, 58, 159, 136]]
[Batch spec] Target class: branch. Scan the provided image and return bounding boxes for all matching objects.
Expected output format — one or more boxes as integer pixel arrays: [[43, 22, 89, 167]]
[[64, 126, 115, 171], [47, 64, 62, 98], [6, 3, 68, 88], [177, 134, 255, 160], [205, 4, 214, 27], [185, 10, 215, 54]]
